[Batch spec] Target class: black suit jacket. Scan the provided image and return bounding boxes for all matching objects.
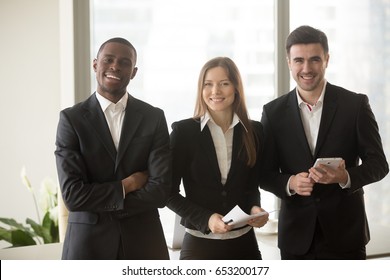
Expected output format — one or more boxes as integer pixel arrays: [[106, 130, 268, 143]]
[[260, 83, 388, 255], [167, 118, 263, 234], [55, 93, 171, 259]]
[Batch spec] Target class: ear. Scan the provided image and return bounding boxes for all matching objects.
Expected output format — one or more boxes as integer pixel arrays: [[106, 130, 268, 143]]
[[286, 56, 292, 70], [93, 58, 98, 72], [324, 53, 330, 68], [130, 67, 138, 79]]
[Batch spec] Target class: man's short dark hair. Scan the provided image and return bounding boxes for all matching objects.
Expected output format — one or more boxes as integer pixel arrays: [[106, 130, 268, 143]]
[[286, 25, 329, 56], [96, 37, 137, 61]]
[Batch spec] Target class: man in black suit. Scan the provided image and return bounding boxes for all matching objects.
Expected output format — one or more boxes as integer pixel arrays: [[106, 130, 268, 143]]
[[260, 25, 388, 259], [55, 37, 171, 259]]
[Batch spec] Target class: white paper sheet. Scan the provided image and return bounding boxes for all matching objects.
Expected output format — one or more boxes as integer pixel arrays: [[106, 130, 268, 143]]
[[222, 205, 271, 229]]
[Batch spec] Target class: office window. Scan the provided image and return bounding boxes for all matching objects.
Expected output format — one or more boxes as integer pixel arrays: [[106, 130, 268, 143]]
[[92, 0, 277, 244], [291, 0, 390, 226], [92, 0, 275, 125]]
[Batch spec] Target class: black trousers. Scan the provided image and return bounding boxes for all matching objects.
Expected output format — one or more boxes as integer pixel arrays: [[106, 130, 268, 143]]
[[281, 221, 366, 260], [180, 228, 262, 260]]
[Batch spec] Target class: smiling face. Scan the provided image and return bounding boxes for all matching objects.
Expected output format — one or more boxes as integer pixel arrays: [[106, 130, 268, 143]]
[[287, 43, 329, 100], [202, 66, 235, 116], [93, 42, 137, 103]]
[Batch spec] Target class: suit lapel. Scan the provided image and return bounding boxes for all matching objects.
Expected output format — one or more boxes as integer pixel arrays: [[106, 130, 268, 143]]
[[199, 126, 222, 182], [225, 125, 241, 182], [287, 91, 313, 158], [314, 84, 338, 157], [115, 96, 143, 171], [83, 94, 117, 162]]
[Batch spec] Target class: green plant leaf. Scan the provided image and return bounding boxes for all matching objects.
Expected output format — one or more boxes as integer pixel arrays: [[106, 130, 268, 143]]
[[50, 222, 59, 243], [42, 212, 52, 228], [11, 229, 36, 247], [42, 212, 59, 243], [41, 213, 54, 243], [0, 218, 32, 232], [0, 217, 37, 241], [26, 218, 47, 243], [0, 227, 13, 243]]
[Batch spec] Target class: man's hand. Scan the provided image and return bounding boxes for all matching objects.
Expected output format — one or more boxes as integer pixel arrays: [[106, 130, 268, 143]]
[[289, 172, 315, 196], [122, 171, 148, 195], [309, 159, 348, 185]]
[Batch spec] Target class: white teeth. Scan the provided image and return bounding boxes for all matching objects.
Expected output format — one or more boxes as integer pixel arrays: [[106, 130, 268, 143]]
[[301, 75, 313, 80], [106, 74, 120, 80]]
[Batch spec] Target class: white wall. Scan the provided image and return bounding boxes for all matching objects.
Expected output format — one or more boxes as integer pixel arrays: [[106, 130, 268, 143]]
[[0, 0, 61, 247]]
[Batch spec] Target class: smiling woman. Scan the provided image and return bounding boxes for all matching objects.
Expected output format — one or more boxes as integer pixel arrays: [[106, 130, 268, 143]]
[[202, 66, 236, 120]]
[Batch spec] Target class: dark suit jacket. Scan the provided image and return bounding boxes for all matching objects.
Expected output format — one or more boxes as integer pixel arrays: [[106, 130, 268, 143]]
[[260, 83, 389, 255], [167, 118, 263, 234], [55, 93, 171, 259]]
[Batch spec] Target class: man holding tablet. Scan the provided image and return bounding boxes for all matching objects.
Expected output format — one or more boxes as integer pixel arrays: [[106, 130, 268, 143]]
[[259, 25, 388, 259]]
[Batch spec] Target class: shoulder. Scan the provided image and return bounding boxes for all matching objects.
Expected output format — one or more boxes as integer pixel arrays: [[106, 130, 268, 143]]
[[129, 95, 165, 115], [263, 90, 295, 114], [248, 120, 263, 142], [171, 118, 200, 130], [326, 83, 369, 104], [250, 120, 262, 129], [170, 118, 200, 146], [327, 82, 364, 96], [248, 119, 262, 133], [60, 94, 96, 118]]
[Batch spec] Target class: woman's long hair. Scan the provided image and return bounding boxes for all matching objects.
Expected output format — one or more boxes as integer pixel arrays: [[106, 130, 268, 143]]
[[194, 57, 258, 167]]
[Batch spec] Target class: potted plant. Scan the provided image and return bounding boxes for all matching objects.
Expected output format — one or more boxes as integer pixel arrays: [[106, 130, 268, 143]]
[[0, 167, 59, 247]]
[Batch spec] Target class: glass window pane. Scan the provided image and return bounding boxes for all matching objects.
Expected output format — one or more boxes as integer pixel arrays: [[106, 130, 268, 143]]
[[92, 0, 276, 244], [92, 0, 275, 126]]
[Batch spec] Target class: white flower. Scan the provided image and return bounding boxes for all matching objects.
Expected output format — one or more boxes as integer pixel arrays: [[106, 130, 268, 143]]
[[20, 166, 32, 192], [49, 206, 59, 226], [39, 177, 58, 212]]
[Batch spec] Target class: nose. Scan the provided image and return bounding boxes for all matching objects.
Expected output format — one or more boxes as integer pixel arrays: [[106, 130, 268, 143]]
[[302, 61, 311, 72], [109, 60, 120, 71], [211, 84, 220, 94]]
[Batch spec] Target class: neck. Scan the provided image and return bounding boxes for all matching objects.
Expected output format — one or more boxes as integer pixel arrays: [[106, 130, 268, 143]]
[[209, 110, 233, 133], [298, 81, 325, 106], [98, 90, 126, 104], [299, 92, 320, 106]]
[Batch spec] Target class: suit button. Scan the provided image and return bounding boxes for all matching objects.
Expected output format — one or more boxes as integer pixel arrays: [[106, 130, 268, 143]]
[[315, 198, 320, 203], [221, 191, 227, 197]]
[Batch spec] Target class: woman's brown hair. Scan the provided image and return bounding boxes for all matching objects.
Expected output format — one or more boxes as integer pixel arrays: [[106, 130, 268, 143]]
[[194, 57, 258, 167]]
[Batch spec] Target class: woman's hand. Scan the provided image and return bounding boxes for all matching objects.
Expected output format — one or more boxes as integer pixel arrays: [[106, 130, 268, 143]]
[[208, 213, 233, 233], [248, 206, 269, 228]]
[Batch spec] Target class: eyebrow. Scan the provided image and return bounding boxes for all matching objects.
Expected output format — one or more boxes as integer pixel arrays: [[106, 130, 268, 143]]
[[101, 54, 132, 61], [204, 79, 230, 82], [293, 55, 322, 61]]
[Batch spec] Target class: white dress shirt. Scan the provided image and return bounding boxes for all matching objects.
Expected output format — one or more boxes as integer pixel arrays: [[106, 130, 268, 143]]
[[297, 84, 325, 156], [200, 111, 242, 185], [95, 92, 128, 198], [95, 92, 128, 150], [185, 111, 251, 240], [287, 81, 350, 195]]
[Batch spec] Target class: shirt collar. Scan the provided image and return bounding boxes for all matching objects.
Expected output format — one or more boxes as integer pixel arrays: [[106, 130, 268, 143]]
[[296, 80, 327, 108], [95, 91, 128, 112], [200, 111, 246, 132]]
